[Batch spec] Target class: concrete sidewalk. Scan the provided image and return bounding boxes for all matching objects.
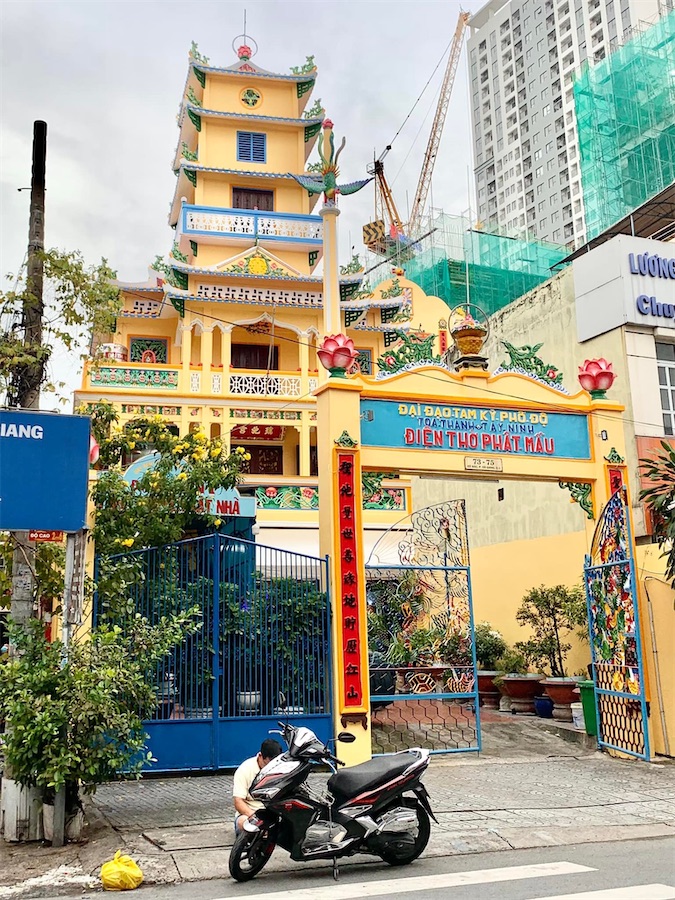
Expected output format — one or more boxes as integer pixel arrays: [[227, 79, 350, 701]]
[[1, 719, 674, 896]]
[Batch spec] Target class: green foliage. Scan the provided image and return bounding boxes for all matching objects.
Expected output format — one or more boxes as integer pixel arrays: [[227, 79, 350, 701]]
[[474, 622, 508, 670], [514, 583, 587, 677], [0, 249, 121, 405], [494, 647, 529, 675], [0, 533, 67, 612], [640, 442, 675, 585], [0, 614, 199, 801], [78, 402, 248, 555]]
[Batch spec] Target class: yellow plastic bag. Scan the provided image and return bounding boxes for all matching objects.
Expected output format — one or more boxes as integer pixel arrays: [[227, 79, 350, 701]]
[[100, 850, 144, 891]]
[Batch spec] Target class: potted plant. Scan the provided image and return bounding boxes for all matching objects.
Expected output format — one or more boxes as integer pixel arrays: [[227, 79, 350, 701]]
[[474, 622, 507, 708], [0, 611, 198, 844], [514, 584, 588, 721], [494, 648, 543, 714]]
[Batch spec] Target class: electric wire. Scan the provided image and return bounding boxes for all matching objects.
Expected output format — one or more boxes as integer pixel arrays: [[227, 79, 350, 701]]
[[118, 293, 675, 439]]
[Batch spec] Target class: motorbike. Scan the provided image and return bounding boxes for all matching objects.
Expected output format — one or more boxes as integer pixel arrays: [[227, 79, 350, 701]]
[[229, 719, 436, 882]]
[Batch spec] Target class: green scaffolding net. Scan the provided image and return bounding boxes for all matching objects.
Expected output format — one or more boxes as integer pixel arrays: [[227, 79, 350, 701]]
[[575, 10, 675, 242], [402, 212, 568, 315]]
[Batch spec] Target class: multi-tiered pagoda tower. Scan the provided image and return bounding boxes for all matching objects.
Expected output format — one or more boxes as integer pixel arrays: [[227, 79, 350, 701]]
[[75, 40, 417, 552]]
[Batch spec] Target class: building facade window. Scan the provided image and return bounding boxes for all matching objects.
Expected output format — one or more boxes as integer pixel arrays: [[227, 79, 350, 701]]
[[232, 187, 274, 210], [236, 131, 266, 163], [657, 342, 675, 435]]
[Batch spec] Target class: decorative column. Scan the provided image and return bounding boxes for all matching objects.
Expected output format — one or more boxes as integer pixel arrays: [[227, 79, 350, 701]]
[[201, 326, 213, 382], [319, 205, 341, 385], [299, 414, 311, 477], [316, 381, 369, 764], [299, 330, 310, 396], [180, 319, 192, 395], [222, 325, 233, 396]]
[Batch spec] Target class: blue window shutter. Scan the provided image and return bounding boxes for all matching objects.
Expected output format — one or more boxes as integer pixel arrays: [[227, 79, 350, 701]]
[[236, 131, 266, 163], [237, 131, 251, 161], [251, 132, 266, 162]]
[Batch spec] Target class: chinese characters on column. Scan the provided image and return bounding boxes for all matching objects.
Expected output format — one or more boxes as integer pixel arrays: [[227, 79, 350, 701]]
[[337, 452, 363, 708]]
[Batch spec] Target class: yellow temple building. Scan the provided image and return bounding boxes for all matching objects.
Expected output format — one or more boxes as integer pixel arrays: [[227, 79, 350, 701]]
[[74, 41, 449, 554]]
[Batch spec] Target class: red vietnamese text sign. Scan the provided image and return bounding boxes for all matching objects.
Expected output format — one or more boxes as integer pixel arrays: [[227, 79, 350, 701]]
[[337, 452, 363, 708], [29, 530, 64, 543]]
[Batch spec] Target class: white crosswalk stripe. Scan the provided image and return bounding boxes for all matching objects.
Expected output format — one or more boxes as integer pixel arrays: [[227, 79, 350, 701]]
[[529, 887, 675, 900], [215, 861, 593, 900]]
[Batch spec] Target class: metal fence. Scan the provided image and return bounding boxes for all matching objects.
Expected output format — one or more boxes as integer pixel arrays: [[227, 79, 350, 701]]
[[96, 535, 332, 771]]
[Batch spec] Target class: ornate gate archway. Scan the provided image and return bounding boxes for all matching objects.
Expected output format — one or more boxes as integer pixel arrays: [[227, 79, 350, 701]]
[[584, 488, 651, 759], [365, 501, 480, 755]]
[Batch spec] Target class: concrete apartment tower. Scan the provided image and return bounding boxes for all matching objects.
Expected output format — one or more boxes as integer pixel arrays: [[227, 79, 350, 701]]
[[468, 0, 671, 249]]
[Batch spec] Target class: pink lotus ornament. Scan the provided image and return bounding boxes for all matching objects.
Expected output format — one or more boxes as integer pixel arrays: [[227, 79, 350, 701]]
[[317, 333, 358, 378], [578, 358, 616, 398]]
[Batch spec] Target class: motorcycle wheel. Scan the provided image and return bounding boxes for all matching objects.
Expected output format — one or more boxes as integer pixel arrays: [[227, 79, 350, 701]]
[[378, 799, 430, 867], [229, 827, 277, 882]]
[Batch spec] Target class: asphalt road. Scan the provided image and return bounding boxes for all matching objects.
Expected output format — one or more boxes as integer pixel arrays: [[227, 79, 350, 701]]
[[36, 835, 675, 900]]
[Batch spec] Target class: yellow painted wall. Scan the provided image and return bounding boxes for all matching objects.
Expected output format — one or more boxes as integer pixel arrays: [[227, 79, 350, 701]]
[[470, 529, 591, 676], [190, 245, 315, 273], [228, 326, 300, 371], [205, 76, 298, 120], [202, 119, 305, 178], [197, 174, 308, 217], [636, 543, 675, 757]]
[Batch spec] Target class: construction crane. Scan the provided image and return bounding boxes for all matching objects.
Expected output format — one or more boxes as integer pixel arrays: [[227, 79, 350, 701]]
[[408, 9, 471, 238], [362, 9, 470, 257], [362, 146, 407, 257]]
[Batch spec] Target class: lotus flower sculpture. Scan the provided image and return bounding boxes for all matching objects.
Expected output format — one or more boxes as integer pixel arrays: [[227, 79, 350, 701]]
[[317, 333, 358, 378], [578, 358, 616, 398]]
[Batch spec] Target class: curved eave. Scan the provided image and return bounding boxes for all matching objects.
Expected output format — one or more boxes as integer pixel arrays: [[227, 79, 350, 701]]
[[191, 61, 317, 84], [353, 323, 410, 332], [169, 163, 315, 226], [163, 288, 324, 310], [177, 103, 323, 130], [169, 171, 196, 227]]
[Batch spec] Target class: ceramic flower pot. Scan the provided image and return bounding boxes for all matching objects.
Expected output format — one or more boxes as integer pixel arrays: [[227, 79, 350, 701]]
[[542, 677, 583, 721], [498, 674, 545, 714], [534, 694, 554, 718], [477, 670, 502, 709], [452, 327, 487, 356]]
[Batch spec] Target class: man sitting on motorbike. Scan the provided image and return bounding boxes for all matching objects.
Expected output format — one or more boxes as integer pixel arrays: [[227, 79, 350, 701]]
[[233, 738, 283, 834]]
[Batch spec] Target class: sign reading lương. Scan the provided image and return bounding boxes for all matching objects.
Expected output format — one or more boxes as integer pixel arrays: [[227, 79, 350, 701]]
[[360, 400, 591, 460]]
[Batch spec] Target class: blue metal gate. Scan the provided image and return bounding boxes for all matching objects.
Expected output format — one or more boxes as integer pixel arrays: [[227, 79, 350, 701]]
[[96, 535, 332, 771], [366, 501, 480, 756], [584, 488, 651, 760]]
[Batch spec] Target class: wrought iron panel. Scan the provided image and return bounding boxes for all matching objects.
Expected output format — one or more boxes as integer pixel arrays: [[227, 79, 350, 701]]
[[366, 501, 480, 756], [584, 489, 650, 759], [96, 535, 331, 771]]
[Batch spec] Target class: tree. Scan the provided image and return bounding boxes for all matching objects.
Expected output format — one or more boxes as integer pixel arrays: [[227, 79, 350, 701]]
[[514, 584, 587, 677], [640, 442, 675, 585], [83, 401, 249, 556], [0, 249, 121, 407]]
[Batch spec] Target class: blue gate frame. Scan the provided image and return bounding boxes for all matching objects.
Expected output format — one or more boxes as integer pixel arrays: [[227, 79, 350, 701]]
[[96, 535, 332, 771], [584, 488, 651, 760], [365, 501, 481, 756]]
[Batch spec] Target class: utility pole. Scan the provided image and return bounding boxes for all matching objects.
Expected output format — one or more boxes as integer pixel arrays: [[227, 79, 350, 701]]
[[11, 120, 46, 629], [2, 121, 48, 843]]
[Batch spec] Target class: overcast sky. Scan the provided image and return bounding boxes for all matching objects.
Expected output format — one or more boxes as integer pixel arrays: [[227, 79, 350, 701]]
[[0, 0, 484, 403]]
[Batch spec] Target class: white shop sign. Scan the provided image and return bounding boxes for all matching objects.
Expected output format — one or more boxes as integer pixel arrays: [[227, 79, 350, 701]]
[[574, 235, 675, 341]]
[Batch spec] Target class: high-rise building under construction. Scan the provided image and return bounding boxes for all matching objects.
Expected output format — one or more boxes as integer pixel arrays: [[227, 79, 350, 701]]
[[468, 0, 673, 249]]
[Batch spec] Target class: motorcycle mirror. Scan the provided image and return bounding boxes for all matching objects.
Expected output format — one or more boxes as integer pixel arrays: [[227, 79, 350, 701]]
[[337, 732, 356, 743], [278, 692, 288, 711]]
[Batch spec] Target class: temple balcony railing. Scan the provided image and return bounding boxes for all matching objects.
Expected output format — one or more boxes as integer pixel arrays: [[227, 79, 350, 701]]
[[80, 361, 320, 398], [177, 204, 323, 251], [228, 369, 318, 398]]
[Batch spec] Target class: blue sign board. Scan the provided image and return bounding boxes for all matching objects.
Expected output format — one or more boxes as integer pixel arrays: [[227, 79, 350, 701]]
[[360, 399, 591, 460], [0, 410, 90, 532], [123, 452, 256, 518]]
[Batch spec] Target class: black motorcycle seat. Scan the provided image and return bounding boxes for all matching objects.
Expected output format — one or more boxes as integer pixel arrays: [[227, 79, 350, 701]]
[[328, 751, 419, 802]]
